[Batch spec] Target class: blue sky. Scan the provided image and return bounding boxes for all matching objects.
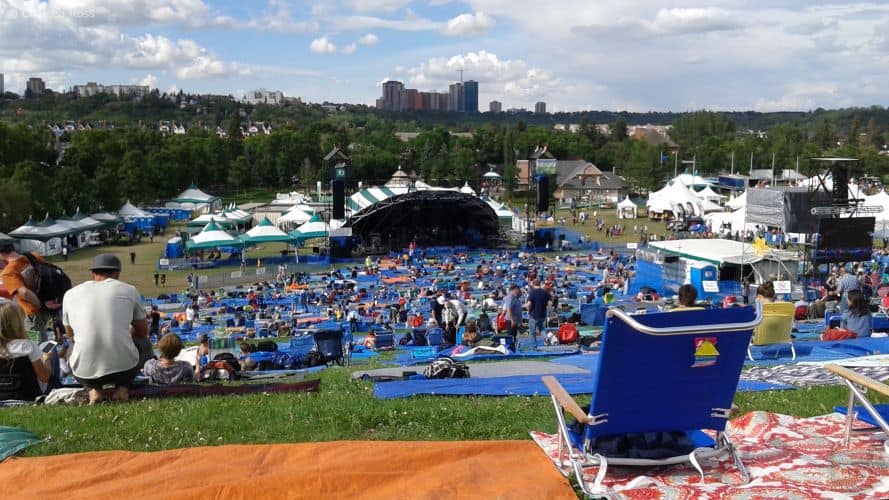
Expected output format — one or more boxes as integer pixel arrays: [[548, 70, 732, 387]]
[[0, 1, 887, 112]]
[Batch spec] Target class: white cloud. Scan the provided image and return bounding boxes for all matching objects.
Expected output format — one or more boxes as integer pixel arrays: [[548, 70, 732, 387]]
[[342, 43, 358, 55], [405, 50, 559, 106], [342, 0, 413, 13], [442, 12, 493, 36], [139, 73, 158, 89], [310, 36, 338, 54], [358, 33, 380, 45]]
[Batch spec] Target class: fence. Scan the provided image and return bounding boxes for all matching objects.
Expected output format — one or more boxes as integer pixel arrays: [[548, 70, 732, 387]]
[[189, 266, 279, 290]]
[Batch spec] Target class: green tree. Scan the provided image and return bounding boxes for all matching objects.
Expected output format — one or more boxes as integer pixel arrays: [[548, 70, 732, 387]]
[[610, 117, 628, 142]]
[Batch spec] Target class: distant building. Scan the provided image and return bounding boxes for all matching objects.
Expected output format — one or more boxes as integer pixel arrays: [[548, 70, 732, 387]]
[[73, 82, 149, 99], [632, 126, 679, 154], [402, 88, 420, 111], [243, 89, 285, 106], [420, 92, 432, 111], [26, 77, 45, 97], [535, 101, 546, 114], [381, 80, 404, 111], [463, 80, 478, 114], [375, 98, 385, 109], [489, 100, 502, 113], [0, 73, 4, 95], [448, 82, 464, 112]]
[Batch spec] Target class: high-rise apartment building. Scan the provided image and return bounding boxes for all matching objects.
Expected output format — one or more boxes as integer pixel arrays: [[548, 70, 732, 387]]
[[382, 80, 405, 111], [448, 82, 464, 112], [26, 77, 45, 97], [402, 88, 420, 111], [463, 80, 478, 114], [535, 101, 547, 114], [489, 100, 502, 113]]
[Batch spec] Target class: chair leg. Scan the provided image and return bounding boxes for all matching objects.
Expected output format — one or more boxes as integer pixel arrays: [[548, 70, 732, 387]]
[[789, 342, 796, 361]]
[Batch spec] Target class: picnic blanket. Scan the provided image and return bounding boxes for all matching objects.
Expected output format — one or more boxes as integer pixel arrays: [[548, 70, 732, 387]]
[[741, 363, 889, 388], [532, 411, 889, 499], [0, 427, 41, 462], [0, 440, 576, 499], [353, 360, 590, 380]]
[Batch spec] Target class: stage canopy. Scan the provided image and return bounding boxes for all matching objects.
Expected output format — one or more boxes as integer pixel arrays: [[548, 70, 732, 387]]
[[346, 190, 499, 248]]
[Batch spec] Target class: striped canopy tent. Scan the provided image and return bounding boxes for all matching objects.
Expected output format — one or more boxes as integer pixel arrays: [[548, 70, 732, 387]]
[[167, 184, 221, 212], [346, 186, 408, 213], [224, 203, 253, 222], [239, 217, 295, 245], [63, 208, 105, 231], [91, 212, 122, 225], [186, 220, 243, 252], [277, 207, 314, 227], [289, 214, 342, 241]]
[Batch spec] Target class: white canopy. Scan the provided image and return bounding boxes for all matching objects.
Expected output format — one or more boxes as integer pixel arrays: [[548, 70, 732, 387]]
[[672, 174, 713, 188], [649, 238, 796, 266], [118, 201, 153, 219], [696, 185, 726, 202], [187, 220, 241, 250], [484, 198, 513, 219], [616, 196, 637, 219], [240, 217, 294, 244], [726, 191, 747, 211], [700, 198, 725, 213], [278, 208, 314, 225], [459, 182, 476, 195], [647, 182, 704, 216]]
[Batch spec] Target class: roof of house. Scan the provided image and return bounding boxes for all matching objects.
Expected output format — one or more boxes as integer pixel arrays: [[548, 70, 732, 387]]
[[556, 160, 603, 188]]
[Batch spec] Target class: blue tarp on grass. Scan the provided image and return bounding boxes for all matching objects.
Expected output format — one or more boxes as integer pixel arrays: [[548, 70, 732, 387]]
[[373, 373, 792, 399]]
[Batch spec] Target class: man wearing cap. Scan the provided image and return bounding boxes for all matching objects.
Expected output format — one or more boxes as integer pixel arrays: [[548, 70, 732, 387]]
[[62, 254, 148, 404]]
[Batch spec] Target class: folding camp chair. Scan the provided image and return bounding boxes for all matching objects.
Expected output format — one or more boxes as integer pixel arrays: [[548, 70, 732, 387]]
[[313, 329, 347, 366], [825, 364, 889, 456], [542, 305, 761, 496], [747, 302, 795, 360], [374, 332, 395, 350]]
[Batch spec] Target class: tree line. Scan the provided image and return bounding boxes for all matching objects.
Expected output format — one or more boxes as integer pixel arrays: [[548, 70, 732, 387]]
[[0, 108, 887, 233]]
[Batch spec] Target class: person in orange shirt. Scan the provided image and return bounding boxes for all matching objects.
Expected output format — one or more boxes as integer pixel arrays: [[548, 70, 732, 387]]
[[0, 241, 61, 341]]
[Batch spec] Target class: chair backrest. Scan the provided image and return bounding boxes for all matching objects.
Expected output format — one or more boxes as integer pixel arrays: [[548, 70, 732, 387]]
[[0, 356, 42, 401], [490, 335, 516, 352], [586, 306, 757, 440], [426, 328, 444, 346], [312, 329, 344, 363], [751, 302, 794, 346], [374, 332, 395, 350]]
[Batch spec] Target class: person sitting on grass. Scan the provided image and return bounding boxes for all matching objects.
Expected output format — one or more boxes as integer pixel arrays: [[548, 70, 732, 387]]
[[0, 302, 52, 400], [840, 290, 873, 338], [142, 334, 195, 384]]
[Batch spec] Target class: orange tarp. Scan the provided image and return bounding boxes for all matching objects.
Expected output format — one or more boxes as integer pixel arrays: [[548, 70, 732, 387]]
[[1, 440, 575, 499]]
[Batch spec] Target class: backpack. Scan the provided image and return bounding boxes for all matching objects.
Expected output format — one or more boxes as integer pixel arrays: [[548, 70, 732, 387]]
[[23, 253, 72, 306], [201, 360, 239, 381], [557, 323, 579, 344], [212, 352, 241, 372], [303, 350, 326, 368], [423, 357, 470, 379], [496, 311, 508, 331]]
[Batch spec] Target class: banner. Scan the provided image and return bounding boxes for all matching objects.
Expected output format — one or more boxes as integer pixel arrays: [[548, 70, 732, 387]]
[[535, 158, 557, 175]]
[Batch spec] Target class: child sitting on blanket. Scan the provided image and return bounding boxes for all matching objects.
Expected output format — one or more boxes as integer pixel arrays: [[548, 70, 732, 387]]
[[142, 334, 195, 384]]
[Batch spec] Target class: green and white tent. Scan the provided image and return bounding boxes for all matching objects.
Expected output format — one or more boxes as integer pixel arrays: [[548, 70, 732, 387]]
[[186, 220, 243, 251], [289, 214, 341, 241], [239, 217, 294, 245]]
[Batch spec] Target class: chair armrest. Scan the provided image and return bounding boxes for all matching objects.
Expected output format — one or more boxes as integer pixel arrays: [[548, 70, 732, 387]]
[[541, 376, 592, 424], [826, 364, 889, 398]]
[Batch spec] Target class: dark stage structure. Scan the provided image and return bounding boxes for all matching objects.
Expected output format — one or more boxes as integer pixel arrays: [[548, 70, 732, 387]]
[[345, 190, 500, 252]]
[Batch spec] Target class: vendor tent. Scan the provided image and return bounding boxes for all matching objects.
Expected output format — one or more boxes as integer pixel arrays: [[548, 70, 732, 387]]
[[9, 216, 73, 256], [672, 173, 713, 188], [240, 217, 295, 245], [726, 191, 747, 211], [616, 196, 638, 219], [277, 207, 314, 227], [118, 201, 153, 219], [91, 212, 122, 225], [186, 220, 242, 252], [459, 182, 476, 195], [167, 184, 221, 212], [290, 214, 341, 241], [187, 212, 236, 229], [647, 182, 704, 216], [696, 185, 726, 203], [0, 232, 10, 241]]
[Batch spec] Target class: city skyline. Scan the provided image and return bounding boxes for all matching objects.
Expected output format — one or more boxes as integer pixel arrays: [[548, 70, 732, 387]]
[[0, 2, 887, 112]]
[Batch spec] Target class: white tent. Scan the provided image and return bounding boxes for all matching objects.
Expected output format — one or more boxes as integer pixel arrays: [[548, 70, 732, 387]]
[[672, 173, 713, 188], [118, 201, 153, 219], [459, 182, 476, 195], [277, 208, 314, 226], [240, 217, 294, 245], [647, 182, 704, 216], [700, 198, 725, 214], [726, 191, 747, 211], [167, 184, 221, 212], [290, 215, 343, 241], [484, 197, 514, 220], [696, 185, 726, 202], [616, 197, 637, 219]]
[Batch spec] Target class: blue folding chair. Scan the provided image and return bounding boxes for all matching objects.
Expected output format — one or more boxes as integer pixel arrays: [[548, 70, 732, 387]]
[[313, 328, 347, 366], [374, 332, 396, 350], [542, 305, 761, 496], [426, 328, 444, 346]]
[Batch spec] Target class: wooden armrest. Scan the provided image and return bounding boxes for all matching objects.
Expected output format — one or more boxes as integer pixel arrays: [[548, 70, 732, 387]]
[[541, 376, 592, 424], [826, 364, 889, 398]]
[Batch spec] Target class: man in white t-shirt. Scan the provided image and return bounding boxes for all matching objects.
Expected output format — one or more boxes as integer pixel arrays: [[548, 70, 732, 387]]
[[63, 254, 148, 404]]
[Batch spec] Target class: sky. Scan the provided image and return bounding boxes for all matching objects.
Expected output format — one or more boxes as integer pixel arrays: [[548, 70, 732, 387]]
[[0, 0, 887, 112]]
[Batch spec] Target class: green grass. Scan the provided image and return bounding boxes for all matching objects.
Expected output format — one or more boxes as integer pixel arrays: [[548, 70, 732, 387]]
[[3, 359, 884, 458]]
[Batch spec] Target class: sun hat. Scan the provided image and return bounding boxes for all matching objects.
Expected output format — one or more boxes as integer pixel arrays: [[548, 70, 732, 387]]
[[90, 254, 121, 271]]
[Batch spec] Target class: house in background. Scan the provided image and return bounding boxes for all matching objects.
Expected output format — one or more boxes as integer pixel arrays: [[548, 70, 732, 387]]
[[554, 160, 626, 205]]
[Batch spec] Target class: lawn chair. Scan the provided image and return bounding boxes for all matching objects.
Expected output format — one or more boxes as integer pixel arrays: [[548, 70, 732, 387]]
[[313, 328, 347, 366], [747, 302, 795, 360], [825, 364, 889, 456], [542, 305, 761, 496], [374, 332, 396, 350]]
